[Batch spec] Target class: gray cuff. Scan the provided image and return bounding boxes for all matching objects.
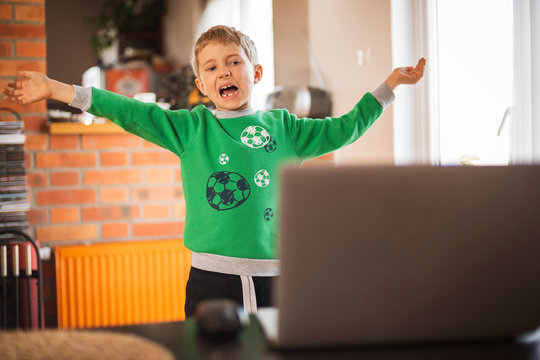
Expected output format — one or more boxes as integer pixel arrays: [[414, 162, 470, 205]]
[[371, 82, 395, 110], [69, 85, 92, 112]]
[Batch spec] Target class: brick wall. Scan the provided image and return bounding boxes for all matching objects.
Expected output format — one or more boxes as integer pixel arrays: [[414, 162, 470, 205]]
[[1, 1, 186, 247], [29, 134, 185, 244]]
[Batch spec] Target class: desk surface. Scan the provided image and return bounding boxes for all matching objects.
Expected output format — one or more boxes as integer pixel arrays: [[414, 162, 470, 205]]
[[109, 318, 540, 360]]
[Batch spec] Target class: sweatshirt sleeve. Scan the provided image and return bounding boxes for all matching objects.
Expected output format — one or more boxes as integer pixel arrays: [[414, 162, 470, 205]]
[[87, 87, 200, 156], [285, 91, 384, 160]]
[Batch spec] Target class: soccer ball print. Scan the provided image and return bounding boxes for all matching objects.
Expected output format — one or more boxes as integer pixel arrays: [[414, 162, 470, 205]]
[[254, 169, 270, 187], [206, 171, 251, 211], [264, 137, 277, 153], [240, 125, 271, 149], [218, 153, 229, 165], [263, 208, 274, 221]]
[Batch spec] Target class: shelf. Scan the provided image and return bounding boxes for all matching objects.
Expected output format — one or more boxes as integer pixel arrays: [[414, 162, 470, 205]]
[[48, 121, 125, 135]]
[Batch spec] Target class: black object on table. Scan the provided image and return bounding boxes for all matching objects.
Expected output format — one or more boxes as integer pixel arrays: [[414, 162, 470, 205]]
[[107, 316, 540, 360]]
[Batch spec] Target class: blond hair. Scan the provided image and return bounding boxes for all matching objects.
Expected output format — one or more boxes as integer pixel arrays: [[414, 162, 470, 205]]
[[192, 25, 259, 78]]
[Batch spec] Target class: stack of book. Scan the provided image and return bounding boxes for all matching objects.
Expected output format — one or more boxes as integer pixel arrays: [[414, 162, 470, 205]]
[[0, 120, 29, 237]]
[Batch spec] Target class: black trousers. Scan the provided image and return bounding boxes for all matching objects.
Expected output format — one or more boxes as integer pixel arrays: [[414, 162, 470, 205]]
[[184, 267, 275, 317]]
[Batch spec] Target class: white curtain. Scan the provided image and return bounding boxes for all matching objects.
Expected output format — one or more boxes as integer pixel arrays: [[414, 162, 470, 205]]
[[511, 0, 540, 164]]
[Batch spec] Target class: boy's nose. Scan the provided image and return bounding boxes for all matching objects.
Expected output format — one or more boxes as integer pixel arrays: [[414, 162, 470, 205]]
[[219, 67, 231, 78]]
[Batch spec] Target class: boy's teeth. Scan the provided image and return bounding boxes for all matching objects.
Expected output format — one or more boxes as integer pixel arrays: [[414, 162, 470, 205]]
[[220, 85, 238, 97]]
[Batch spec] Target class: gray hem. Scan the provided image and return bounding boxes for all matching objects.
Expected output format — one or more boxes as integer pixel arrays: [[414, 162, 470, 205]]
[[191, 252, 280, 276], [371, 82, 395, 110], [69, 85, 92, 112]]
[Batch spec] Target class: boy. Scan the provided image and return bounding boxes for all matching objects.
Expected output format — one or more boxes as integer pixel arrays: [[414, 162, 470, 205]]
[[3, 25, 426, 316]]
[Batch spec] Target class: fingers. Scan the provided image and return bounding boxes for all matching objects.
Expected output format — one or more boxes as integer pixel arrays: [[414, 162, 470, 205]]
[[17, 70, 33, 79], [2, 85, 29, 104], [415, 58, 426, 76], [7, 81, 23, 90]]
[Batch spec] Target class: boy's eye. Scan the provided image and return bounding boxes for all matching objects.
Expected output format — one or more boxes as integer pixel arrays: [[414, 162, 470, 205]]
[[207, 66, 216, 71], [230, 60, 241, 65]]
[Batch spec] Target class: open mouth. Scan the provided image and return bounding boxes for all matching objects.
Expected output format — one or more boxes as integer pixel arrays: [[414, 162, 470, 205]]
[[220, 85, 239, 98]]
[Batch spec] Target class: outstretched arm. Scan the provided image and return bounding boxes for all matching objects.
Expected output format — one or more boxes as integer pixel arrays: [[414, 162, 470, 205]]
[[384, 58, 426, 90], [2, 71, 75, 105]]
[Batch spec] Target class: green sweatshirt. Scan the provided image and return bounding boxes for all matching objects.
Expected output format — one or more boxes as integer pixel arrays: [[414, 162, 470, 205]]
[[88, 88, 384, 260]]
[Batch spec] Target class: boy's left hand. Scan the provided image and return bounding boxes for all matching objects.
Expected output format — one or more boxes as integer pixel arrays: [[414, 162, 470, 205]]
[[384, 58, 426, 90]]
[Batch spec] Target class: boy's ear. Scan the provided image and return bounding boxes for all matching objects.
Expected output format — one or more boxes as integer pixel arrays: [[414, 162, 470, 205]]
[[253, 64, 263, 84], [195, 78, 207, 95]]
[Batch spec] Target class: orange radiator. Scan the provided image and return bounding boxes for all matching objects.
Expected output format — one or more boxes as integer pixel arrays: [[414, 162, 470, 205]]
[[55, 239, 191, 329]]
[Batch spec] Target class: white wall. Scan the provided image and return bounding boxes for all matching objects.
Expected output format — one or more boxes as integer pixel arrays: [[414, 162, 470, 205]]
[[273, 0, 395, 164], [163, 0, 202, 69]]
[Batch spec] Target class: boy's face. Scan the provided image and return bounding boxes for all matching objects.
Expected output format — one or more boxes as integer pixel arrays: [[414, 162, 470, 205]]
[[195, 41, 262, 112]]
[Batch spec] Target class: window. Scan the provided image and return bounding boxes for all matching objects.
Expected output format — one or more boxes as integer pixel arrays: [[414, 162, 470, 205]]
[[437, 0, 513, 165], [391, 0, 540, 165]]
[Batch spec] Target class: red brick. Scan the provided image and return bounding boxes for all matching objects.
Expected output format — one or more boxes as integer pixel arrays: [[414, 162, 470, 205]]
[[27, 171, 47, 187], [143, 204, 170, 219], [131, 151, 179, 166], [14, 5, 44, 22], [36, 224, 97, 242], [82, 134, 141, 150], [143, 140, 162, 149], [16, 40, 46, 57], [0, 41, 12, 56], [131, 186, 184, 202], [50, 207, 79, 223], [36, 153, 96, 168], [0, 4, 10, 20], [99, 187, 128, 203], [133, 221, 184, 237], [82, 205, 139, 221], [36, 189, 96, 205], [24, 133, 47, 150], [102, 223, 129, 239], [83, 169, 142, 185], [0, 59, 46, 76], [21, 115, 47, 131], [13, 0, 44, 3], [100, 152, 127, 166], [0, 24, 45, 39], [50, 135, 78, 150], [50, 171, 79, 186], [144, 168, 173, 184], [27, 208, 47, 225], [172, 202, 186, 219], [0, 98, 46, 113], [24, 152, 31, 168], [303, 152, 335, 167]]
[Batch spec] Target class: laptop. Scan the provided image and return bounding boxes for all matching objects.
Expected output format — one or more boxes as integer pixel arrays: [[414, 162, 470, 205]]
[[257, 165, 540, 349]]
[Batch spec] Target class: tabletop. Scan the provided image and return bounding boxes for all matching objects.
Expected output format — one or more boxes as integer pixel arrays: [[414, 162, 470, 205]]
[[109, 317, 540, 360]]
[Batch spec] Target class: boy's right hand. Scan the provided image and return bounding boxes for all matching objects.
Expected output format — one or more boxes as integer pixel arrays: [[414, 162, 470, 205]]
[[3, 71, 53, 105]]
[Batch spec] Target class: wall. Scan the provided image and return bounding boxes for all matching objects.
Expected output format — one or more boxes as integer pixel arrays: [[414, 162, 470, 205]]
[[273, 0, 394, 164], [46, 0, 200, 88], [163, 0, 202, 69], [45, 0, 105, 86], [1, 1, 190, 247], [272, 0, 311, 87]]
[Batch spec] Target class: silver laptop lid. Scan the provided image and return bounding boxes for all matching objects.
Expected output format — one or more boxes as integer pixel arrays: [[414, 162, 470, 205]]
[[277, 165, 540, 348]]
